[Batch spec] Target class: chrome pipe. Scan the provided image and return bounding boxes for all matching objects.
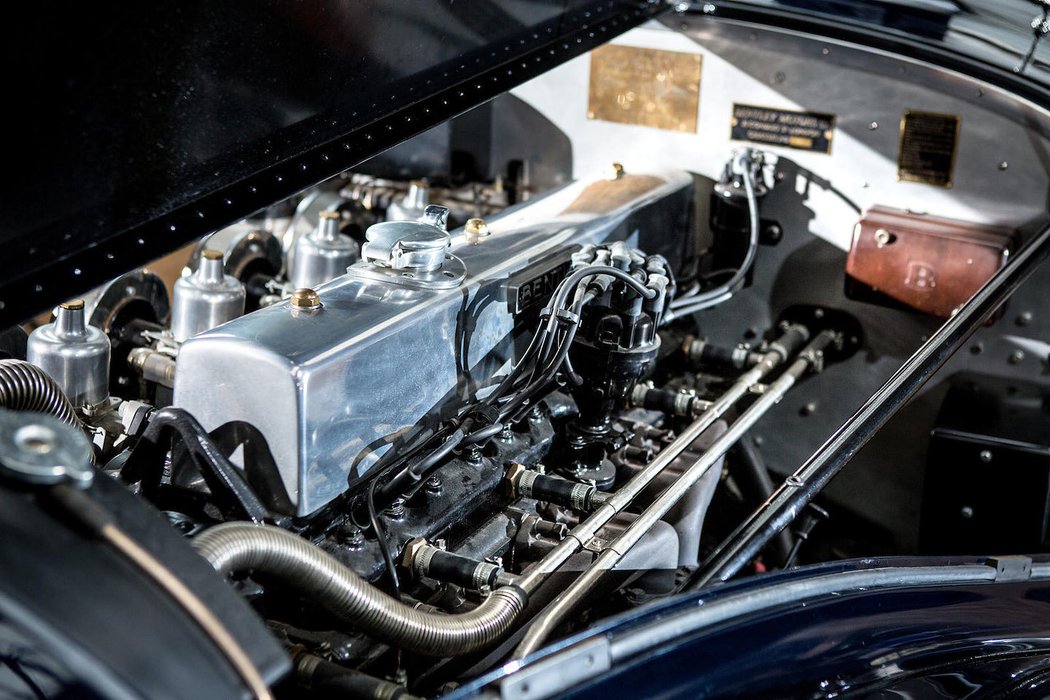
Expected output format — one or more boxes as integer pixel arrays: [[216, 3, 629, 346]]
[[512, 330, 837, 659], [194, 523, 526, 657], [515, 323, 808, 594], [196, 324, 811, 658]]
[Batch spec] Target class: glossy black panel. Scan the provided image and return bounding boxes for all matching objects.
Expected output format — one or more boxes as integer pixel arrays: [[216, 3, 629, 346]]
[[453, 557, 1050, 699], [0, 1, 662, 323]]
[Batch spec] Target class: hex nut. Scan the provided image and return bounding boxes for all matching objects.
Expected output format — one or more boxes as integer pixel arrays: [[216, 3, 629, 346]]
[[402, 537, 428, 572], [290, 288, 322, 310]]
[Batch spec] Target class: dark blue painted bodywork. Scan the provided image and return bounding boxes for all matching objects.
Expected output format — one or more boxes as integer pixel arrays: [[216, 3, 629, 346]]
[[455, 558, 1050, 698]]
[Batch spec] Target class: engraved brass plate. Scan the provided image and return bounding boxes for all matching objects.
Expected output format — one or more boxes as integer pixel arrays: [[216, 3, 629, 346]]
[[730, 103, 835, 154], [897, 110, 960, 188], [588, 45, 701, 132]]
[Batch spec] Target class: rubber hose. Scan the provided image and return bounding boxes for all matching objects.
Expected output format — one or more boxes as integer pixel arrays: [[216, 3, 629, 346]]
[[194, 523, 527, 656], [0, 360, 81, 427]]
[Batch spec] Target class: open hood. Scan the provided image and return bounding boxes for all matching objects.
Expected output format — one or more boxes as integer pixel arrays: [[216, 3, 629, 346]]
[[0, 0, 664, 324]]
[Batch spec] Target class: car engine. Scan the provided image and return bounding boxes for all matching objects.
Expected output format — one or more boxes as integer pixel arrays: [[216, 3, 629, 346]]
[[4, 2, 1050, 698]]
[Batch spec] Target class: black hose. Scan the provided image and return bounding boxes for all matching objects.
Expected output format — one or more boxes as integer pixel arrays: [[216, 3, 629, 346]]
[[0, 360, 81, 427], [728, 437, 793, 567], [296, 654, 419, 699], [373, 428, 466, 510], [120, 407, 269, 523]]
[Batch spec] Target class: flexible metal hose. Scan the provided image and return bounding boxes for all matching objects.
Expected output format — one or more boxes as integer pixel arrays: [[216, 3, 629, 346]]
[[0, 360, 81, 426], [194, 523, 528, 656]]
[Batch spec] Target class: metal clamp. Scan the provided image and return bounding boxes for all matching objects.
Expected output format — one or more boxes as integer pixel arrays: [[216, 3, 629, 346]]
[[0, 410, 93, 488]]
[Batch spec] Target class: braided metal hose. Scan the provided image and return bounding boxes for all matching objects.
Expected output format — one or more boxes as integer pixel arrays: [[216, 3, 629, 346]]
[[194, 522, 528, 656], [0, 360, 81, 426]]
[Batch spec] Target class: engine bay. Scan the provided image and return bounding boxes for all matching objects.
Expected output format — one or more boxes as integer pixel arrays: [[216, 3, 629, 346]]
[[3, 4, 1050, 699]]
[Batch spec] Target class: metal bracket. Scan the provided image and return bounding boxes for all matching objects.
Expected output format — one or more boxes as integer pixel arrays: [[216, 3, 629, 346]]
[[800, 346, 827, 373], [583, 536, 608, 554], [987, 555, 1033, 582], [499, 637, 611, 700]]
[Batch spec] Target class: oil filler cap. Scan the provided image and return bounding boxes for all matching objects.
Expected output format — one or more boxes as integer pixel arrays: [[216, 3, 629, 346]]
[[353, 205, 466, 289]]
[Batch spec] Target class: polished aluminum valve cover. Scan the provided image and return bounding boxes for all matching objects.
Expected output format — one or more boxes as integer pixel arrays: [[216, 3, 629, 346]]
[[173, 172, 692, 515]]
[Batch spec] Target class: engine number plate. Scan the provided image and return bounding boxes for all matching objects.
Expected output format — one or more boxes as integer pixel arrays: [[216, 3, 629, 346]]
[[730, 103, 836, 154]]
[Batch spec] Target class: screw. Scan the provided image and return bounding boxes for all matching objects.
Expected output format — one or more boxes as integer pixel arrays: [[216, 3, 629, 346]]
[[998, 161, 1009, 171], [979, 450, 993, 463], [290, 288, 322, 310], [425, 475, 443, 495], [1016, 311, 1033, 327], [961, 505, 974, 519], [338, 525, 365, 549], [868, 121, 879, 130], [1009, 349, 1025, 365]]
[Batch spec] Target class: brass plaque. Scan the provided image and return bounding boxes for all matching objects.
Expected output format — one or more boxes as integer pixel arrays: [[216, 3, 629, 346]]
[[730, 103, 835, 154], [897, 110, 960, 188], [588, 45, 701, 132]]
